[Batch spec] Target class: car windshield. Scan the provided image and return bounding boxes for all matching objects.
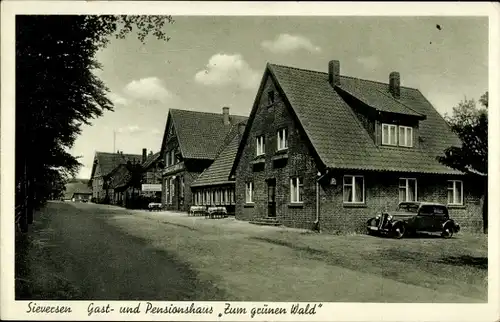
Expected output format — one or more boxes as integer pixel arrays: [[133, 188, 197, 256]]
[[398, 203, 419, 213]]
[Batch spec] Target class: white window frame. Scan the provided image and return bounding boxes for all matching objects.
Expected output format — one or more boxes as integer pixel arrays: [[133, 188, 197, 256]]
[[398, 126, 413, 147], [290, 177, 304, 203], [169, 178, 174, 204], [277, 128, 288, 151], [382, 123, 397, 146], [245, 182, 254, 203], [256, 135, 265, 156], [343, 175, 365, 204], [399, 178, 418, 202], [447, 180, 464, 205], [170, 150, 176, 165]]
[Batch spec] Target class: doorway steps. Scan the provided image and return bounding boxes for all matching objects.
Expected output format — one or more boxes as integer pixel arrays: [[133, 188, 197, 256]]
[[249, 217, 283, 227]]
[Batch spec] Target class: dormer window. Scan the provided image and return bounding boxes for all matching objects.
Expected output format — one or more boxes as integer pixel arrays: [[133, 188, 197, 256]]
[[399, 126, 413, 147], [382, 124, 397, 146], [382, 123, 413, 147]]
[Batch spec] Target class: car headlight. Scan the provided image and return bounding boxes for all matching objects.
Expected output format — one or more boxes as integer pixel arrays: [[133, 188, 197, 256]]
[[375, 214, 381, 219], [387, 215, 393, 221]]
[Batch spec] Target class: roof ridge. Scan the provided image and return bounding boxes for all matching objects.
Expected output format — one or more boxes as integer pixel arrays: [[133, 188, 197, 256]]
[[374, 88, 425, 116], [170, 108, 247, 119], [268, 63, 418, 90]]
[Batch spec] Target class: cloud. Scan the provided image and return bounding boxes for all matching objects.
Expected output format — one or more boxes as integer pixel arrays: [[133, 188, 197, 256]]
[[357, 55, 380, 70], [124, 77, 171, 103], [108, 92, 129, 106], [194, 53, 260, 89], [261, 34, 321, 54]]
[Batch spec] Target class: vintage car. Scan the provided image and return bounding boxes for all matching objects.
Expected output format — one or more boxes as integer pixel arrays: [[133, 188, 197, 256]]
[[366, 202, 460, 239]]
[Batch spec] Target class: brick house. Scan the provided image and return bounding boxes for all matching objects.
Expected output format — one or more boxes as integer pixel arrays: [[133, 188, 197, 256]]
[[63, 179, 91, 202], [159, 108, 247, 211], [230, 60, 484, 233], [140, 149, 163, 202], [90, 151, 142, 203], [107, 161, 143, 206], [190, 122, 246, 215]]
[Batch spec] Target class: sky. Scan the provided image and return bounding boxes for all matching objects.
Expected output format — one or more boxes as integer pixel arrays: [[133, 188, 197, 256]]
[[71, 16, 488, 179]]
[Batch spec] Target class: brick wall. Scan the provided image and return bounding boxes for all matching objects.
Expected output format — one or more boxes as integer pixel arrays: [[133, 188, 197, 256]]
[[235, 75, 320, 229], [319, 171, 484, 233]]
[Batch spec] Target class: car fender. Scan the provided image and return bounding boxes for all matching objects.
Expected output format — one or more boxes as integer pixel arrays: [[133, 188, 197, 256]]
[[390, 219, 406, 228], [442, 219, 459, 232]]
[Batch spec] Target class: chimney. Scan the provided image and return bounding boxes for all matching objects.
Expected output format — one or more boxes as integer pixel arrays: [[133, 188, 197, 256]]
[[389, 72, 400, 99], [238, 122, 246, 135], [142, 148, 147, 163], [328, 60, 340, 87], [223, 106, 230, 125]]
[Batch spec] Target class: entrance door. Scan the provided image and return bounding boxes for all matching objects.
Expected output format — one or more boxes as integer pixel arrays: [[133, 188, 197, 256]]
[[267, 179, 276, 218]]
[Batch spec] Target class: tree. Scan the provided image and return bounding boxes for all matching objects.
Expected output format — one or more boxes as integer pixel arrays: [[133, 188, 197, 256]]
[[438, 92, 488, 233], [16, 15, 174, 232]]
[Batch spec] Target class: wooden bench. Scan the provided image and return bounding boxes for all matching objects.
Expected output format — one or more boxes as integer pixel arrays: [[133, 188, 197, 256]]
[[206, 206, 227, 219], [148, 203, 163, 211], [189, 206, 207, 216]]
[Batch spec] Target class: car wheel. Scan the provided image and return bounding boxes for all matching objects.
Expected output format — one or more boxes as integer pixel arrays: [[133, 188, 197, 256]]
[[441, 225, 454, 239], [393, 223, 406, 239]]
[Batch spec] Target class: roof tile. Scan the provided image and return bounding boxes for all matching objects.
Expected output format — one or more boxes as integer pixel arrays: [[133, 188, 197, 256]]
[[268, 63, 462, 174]]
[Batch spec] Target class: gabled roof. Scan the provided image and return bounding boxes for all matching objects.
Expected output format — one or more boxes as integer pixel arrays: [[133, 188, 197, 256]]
[[336, 79, 425, 118], [90, 152, 142, 179], [191, 125, 244, 187], [232, 63, 463, 176], [160, 108, 247, 160], [64, 179, 91, 199], [142, 152, 161, 170]]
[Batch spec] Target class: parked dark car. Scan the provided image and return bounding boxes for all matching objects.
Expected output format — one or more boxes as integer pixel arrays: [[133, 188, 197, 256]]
[[367, 202, 460, 239]]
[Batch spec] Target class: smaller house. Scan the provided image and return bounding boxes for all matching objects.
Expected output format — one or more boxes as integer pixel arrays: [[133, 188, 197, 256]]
[[140, 149, 163, 202], [191, 122, 246, 215], [90, 151, 142, 203], [108, 161, 143, 207], [159, 107, 247, 211], [64, 179, 92, 202]]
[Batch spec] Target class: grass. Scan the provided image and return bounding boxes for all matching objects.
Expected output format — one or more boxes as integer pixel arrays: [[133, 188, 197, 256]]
[[107, 206, 487, 302]]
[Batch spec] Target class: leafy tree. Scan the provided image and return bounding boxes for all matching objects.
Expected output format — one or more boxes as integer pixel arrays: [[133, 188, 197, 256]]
[[16, 15, 174, 232], [438, 92, 488, 233]]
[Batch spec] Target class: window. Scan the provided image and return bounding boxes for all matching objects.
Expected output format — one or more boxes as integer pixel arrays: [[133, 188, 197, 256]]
[[169, 178, 175, 204], [256, 135, 265, 156], [170, 150, 176, 165], [166, 152, 171, 167], [268, 90, 275, 105], [398, 126, 413, 147], [245, 182, 254, 203], [231, 189, 235, 204], [224, 189, 228, 205], [277, 128, 288, 150], [180, 176, 184, 205], [165, 178, 170, 203], [180, 176, 185, 198], [290, 177, 304, 203], [382, 124, 397, 146], [399, 178, 417, 202], [343, 175, 365, 203], [448, 180, 463, 205]]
